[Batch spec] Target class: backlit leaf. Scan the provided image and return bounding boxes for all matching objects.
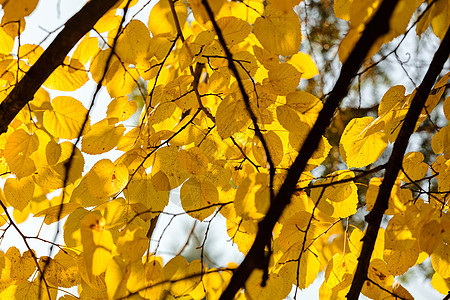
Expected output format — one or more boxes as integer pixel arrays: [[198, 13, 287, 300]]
[[86, 159, 129, 199], [4, 176, 34, 211], [43, 96, 90, 139], [43, 58, 89, 91], [115, 20, 151, 65], [81, 118, 125, 154], [180, 177, 219, 221], [340, 116, 388, 168], [288, 52, 319, 79], [106, 97, 138, 121], [253, 5, 302, 56], [39, 249, 80, 288], [4, 129, 38, 178]]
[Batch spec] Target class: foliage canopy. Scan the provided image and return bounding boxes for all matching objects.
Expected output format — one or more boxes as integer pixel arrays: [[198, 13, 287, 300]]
[[0, 0, 449, 299]]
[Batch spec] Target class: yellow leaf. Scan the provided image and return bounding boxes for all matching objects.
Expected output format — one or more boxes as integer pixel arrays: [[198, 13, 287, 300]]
[[288, 52, 319, 79], [43, 96, 90, 139], [148, 0, 187, 37], [245, 269, 292, 300], [253, 45, 280, 70], [180, 177, 219, 221], [115, 20, 151, 65], [14, 280, 57, 300], [288, 131, 331, 167], [313, 170, 358, 218], [178, 147, 209, 176], [444, 96, 450, 120], [116, 226, 148, 263], [105, 256, 127, 299], [94, 9, 122, 33], [106, 64, 140, 98], [5, 247, 36, 281], [127, 257, 164, 298], [43, 58, 89, 91], [276, 105, 310, 132], [235, 173, 270, 221], [277, 211, 316, 250], [90, 49, 119, 83], [401, 151, 428, 182], [385, 214, 416, 250], [64, 208, 89, 248], [324, 253, 358, 293], [277, 243, 320, 289], [334, 0, 352, 21], [285, 91, 323, 125], [340, 116, 388, 168], [188, 0, 226, 24], [103, 197, 127, 228], [0, 27, 14, 55], [81, 118, 125, 154], [417, 72, 450, 125], [151, 146, 190, 189], [72, 36, 100, 66], [431, 241, 450, 278], [125, 172, 169, 215], [267, 0, 301, 13], [392, 280, 414, 300], [4, 176, 34, 211], [263, 62, 301, 95], [34, 142, 85, 189], [217, 0, 264, 24], [383, 247, 419, 276], [431, 272, 450, 295], [1, 0, 38, 22], [232, 51, 259, 79], [432, 125, 450, 159], [362, 259, 395, 300], [216, 93, 250, 139], [366, 177, 410, 215], [216, 16, 252, 46], [252, 130, 284, 167], [430, 0, 450, 39], [419, 220, 443, 254], [86, 159, 129, 199], [106, 96, 138, 121], [164, 257, 203, 297], [45, 140, 61, 165], [4, 129, 39, 178], [80, 212, 114, 276], [253, 5, 302, 56], [34, 203, 80, 225], [39, 249, 80, 288], [223, 205, 257, 254]]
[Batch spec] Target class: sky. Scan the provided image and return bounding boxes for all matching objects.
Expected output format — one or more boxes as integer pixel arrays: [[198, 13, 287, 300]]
[[0, 0, 446, 299]]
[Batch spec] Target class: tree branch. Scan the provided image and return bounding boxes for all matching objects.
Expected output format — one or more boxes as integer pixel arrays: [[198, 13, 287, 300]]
[[218, 0, 401, 298], [347, 27, 450, 299], [0, 0, 121, 135]]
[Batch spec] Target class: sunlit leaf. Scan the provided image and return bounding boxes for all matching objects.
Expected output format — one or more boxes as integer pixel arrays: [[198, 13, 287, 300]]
[[81, 118, 125, 154], [86, 159, 129, 199], [43, 96, 90, 140], [253, 5, 302, 56], [340, 116, 388, 168]]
